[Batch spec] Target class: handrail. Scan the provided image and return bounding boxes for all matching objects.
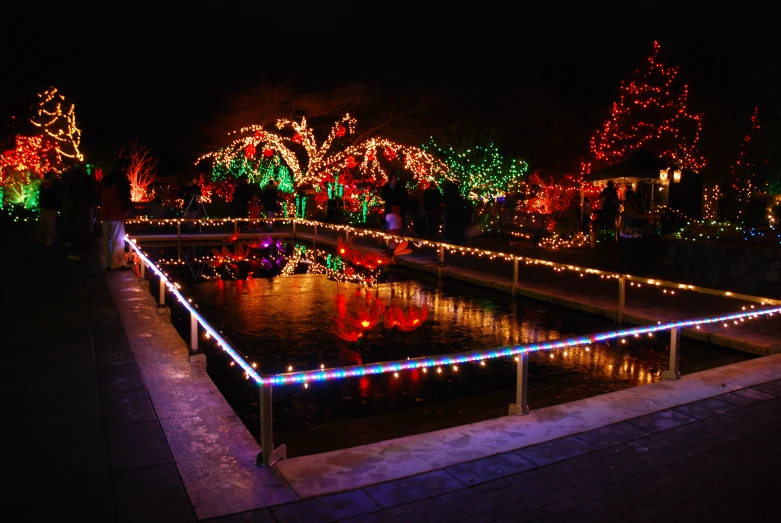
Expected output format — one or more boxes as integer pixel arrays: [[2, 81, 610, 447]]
[[125, 216, 781, 306], [261, 306, 780, 386], [125, 236, 263, 384]]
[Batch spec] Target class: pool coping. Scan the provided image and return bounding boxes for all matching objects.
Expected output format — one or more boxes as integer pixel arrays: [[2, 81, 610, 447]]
[[275, 351, 781, 499]]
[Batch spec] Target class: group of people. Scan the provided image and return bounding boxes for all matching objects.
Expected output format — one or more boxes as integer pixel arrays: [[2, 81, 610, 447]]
[[38, 158, 134, 270], [380, 173, 473, 244]]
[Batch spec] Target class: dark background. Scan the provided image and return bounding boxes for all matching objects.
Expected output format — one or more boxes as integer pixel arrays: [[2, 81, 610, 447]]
[[2, 11, 779, 182]]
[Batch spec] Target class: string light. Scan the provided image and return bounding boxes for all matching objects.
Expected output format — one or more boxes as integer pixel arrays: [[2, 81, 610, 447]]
[[585, 41, 705, 175], [261, 307, 781, 386], [29, 87, 84, 161]]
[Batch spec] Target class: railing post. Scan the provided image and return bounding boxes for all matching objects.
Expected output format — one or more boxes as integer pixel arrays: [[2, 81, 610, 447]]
[[177, 221, 182, 262], [512, 256, 519, 296], [292, 219, 296, 240], [313, 223, 317, 251], [617, 275, 626, 324], [509, 352, 530, 415], [345, 228, 350, 242], [662, 327, 681, 380], [257, 383, 287, 467], [437, 244, 445, 280], [190, 311, 198, 352], [138, 259, 145, 280], [234, 219, 238, 235], [157, 276, 168, 315]]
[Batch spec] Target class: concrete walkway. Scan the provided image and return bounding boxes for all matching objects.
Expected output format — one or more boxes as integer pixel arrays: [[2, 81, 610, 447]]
[[6, 222, 781, 522]]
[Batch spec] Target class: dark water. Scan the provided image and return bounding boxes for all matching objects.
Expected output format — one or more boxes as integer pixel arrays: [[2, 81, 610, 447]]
[[145, 242, 754, 457]]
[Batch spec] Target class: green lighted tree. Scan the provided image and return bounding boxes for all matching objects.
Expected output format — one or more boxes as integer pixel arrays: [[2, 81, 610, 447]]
[[421, 139, 528, 199]]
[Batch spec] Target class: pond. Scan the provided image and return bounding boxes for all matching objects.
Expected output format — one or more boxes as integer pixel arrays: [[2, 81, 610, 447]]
[[141, 240, 754, 457]]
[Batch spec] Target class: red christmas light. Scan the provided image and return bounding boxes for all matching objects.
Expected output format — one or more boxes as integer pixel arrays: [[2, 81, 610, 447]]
[[244, 144, 256, 159], [336, 125, 346, 138], [585, 41, 705, 173], [730, 107, 761, 198], [292, 133, 303, 144]]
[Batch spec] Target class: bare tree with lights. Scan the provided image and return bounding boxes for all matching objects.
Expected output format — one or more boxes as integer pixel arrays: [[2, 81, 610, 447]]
[[120, 144, 159, 202]]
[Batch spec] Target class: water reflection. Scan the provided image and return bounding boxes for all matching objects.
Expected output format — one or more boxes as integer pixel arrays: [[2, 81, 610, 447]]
[[185, 265, 679, 388], [150, 243, 752, 457]]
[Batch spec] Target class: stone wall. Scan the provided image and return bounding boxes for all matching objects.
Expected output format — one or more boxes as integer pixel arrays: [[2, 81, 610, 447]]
[[658, 240, 781, 297]]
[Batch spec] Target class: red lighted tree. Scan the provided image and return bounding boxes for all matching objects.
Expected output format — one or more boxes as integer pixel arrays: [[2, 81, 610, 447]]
[[121, 144, 158, 202], [585, 41, 705, 174], [729, 107, 762, 205]]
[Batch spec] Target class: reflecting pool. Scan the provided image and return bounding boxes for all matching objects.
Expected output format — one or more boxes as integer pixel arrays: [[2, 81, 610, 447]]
[[143, 241, 754, 457]]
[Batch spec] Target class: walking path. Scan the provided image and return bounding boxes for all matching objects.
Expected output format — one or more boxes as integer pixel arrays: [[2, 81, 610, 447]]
[[6, 222, 781, 522]]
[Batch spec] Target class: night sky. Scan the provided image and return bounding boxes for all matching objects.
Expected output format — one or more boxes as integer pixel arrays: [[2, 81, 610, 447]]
[[2, 12, 779, 182]]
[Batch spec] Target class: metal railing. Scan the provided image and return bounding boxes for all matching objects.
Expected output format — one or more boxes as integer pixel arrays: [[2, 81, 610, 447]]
[[125, 232, 781, 468], [127, 216, 781, 314]]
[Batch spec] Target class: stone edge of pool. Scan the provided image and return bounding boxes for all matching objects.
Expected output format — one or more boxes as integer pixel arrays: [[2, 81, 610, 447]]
[[108, 266, 781, 517]]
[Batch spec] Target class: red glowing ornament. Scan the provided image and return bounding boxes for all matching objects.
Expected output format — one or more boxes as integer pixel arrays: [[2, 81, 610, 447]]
[[366, 149, 376, 162], [244, 144, 256, 159], [254, 130, 265, 141], [345, 155, 358, 169], [331, 291, 386, 342], [263, 148, 274, 158], [383, 148, 396, 161], [336, 126, 346, 138], [292, 133, 303, 144], [383, 302, 428, 332]]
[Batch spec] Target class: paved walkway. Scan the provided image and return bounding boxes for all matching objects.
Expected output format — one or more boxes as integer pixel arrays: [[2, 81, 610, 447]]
[[5, 222, 781, 522]]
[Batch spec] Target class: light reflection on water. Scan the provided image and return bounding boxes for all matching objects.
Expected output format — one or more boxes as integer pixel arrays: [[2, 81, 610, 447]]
[[189, 272, 662, 381], [158, 248, 752, 457]]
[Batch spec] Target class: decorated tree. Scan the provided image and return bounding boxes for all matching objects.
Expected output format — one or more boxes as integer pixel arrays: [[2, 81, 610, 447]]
[[197, 114, 451, 216], [420, 139, 529, 200], [726, 107, 762, 222], [585, 41, 705, 174], [29, 87, 84, 162], [120, 144, 158, 202], [1, 135, 62, 210]]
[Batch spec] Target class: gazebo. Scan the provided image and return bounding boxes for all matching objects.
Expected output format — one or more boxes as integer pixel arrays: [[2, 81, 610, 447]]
[[583, 149, 702, 220]]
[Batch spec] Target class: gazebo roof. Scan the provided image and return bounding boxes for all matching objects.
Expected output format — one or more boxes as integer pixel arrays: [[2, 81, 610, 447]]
[[584, 149, 679, 183]]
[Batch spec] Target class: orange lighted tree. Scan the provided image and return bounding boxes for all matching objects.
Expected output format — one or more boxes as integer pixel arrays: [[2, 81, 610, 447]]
[[121, 144, 158, 202]]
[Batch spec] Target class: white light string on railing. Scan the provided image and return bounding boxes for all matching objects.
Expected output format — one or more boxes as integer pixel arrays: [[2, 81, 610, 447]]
[[126, 217, 781, 306], [125, 236, 264, 384]]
